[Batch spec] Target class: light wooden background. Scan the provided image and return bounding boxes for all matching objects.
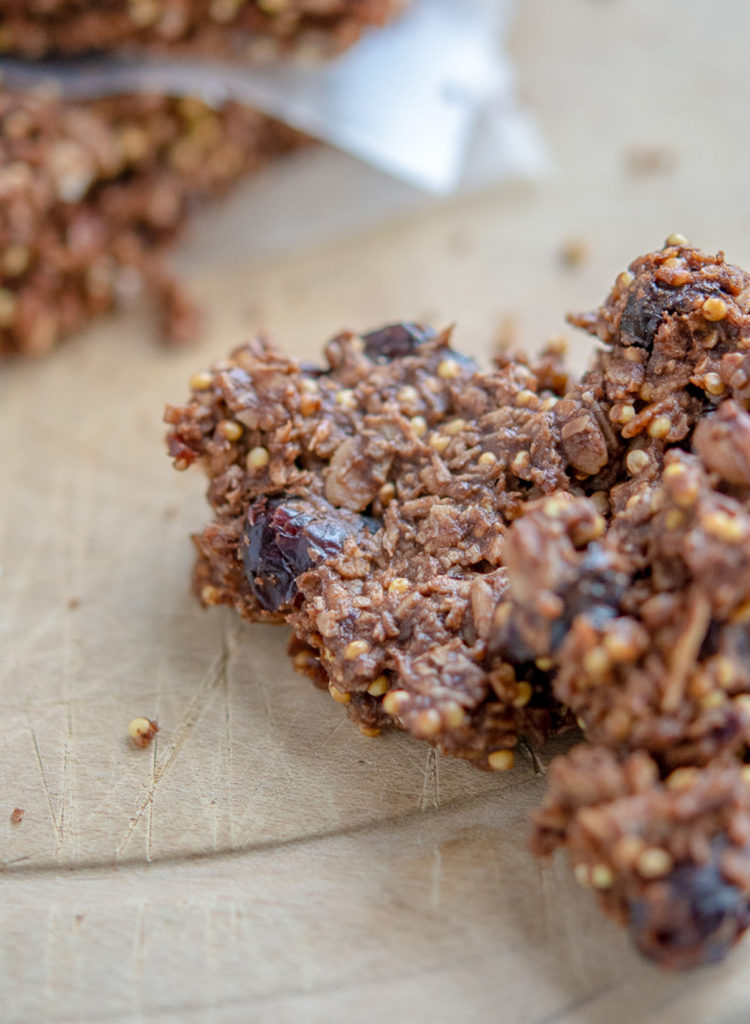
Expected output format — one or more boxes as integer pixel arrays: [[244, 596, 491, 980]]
[[3, 1, 750, 1021]]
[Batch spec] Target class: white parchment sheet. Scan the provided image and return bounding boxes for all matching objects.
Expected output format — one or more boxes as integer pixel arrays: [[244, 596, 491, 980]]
[[1, 0, 546, 194]]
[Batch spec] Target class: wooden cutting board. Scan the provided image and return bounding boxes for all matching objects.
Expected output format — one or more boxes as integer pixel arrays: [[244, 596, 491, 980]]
[[4, 1, 750, 1020]]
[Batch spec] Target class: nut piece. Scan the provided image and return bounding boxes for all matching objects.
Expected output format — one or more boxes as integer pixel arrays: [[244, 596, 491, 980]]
[[328, 684, 351, 705], [636, 847, 674, 879], [189, 371, 213, 391], [648, 416, 672, 439], [218, 419, 243, 442], [382, 689, 409, 716], [367, 676, 389, 696], [128, 717, 159, 748], [246, 446, 270, 471], [10, 807, 24, 825], [437, 358, 461, 380], [344, 639, 370, 660], [626, 449, 650, 475], [335, 388, 357, 410], [201, 584, 222, 606], [702, 296, 728, 322], [488, 749, 514, 771], [512, 681, 533, 708], [590, 864, 614, 889], [358, 724, 381, 738]]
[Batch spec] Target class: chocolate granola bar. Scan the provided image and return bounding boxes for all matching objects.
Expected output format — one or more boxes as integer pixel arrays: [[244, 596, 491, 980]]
[[533, 747, 750, 969], [0, 0, 402, 61], [0, 90, 305, 355], [167, 241, 750, 967], [165, 323, 591, 766], [494, 242, 750, 967]]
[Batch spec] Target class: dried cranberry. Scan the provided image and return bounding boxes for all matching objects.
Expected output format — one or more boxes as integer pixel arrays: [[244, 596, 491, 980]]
[[550, 545, 629, 648], [491, 617, 537, 666], [241, 497, 363, 613], [619, 275, 729, 350], [619, 278, 696, 349], [629, 851, 750, 968], [362, 323, 434, 363]]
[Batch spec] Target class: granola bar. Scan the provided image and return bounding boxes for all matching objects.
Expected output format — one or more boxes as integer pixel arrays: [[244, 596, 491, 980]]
[[0, 90, 305, 355], [164, 323, 590, 766], [494, 246, 750, 765], [168, 242, 750, 967], [494, 242, 750, 967], [0, 0, 403, 61], [533, 746, 750, 969]]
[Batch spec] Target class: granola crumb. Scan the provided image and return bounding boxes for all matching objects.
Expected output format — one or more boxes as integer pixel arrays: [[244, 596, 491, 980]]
[[128, 717, 159, 748], [559, 237, 590, 270]]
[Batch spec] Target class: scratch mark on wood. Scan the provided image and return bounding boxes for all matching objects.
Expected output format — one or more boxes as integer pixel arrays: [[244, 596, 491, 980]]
[[430, 844, 443, 909], [257, 666, 276, 729], [58, 702, 73, 853], [0, 692, 165, 712], [320, 715, 348, 749], [521, 737, 546, 776], [115, 619, 239, 860], [146, 731, 158, 863], [6, 775, 507, 875], [0, 611, 69, 688], [130, 898, 148, 1006], [26, 720, 62, 845], [419, 747, 440, 812]]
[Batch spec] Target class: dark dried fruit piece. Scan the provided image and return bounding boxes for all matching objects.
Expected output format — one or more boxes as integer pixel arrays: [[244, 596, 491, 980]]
[[361, 322, 435, 363], [241, 497, 368, 613], [630, 851, 750, 969], [618, 277, 698, 350]]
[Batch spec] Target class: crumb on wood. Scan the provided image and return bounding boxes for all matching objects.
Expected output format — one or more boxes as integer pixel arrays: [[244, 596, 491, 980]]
[[623, 144, 677, 176], [10, 807, 24, 824], [559, 237, 590, 270], [128, 717, 159, 748]]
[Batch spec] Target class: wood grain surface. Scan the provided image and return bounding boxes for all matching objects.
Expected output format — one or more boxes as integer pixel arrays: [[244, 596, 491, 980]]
[[3, 1, 750, 1021]]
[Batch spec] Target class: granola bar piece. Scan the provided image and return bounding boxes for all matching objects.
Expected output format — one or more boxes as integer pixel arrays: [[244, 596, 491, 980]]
[[0, 90, 305, 355], [497, 454, 750, 769], [533, 745, 750, 970], [490, 243, 750, 966], [495, 244, 750, 766], [497, 451, 750, 966], [0, 0, 403, 61], [167, 243, 750, 965], [165, 323, 602, 765], [571, 240, 750, 496]]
